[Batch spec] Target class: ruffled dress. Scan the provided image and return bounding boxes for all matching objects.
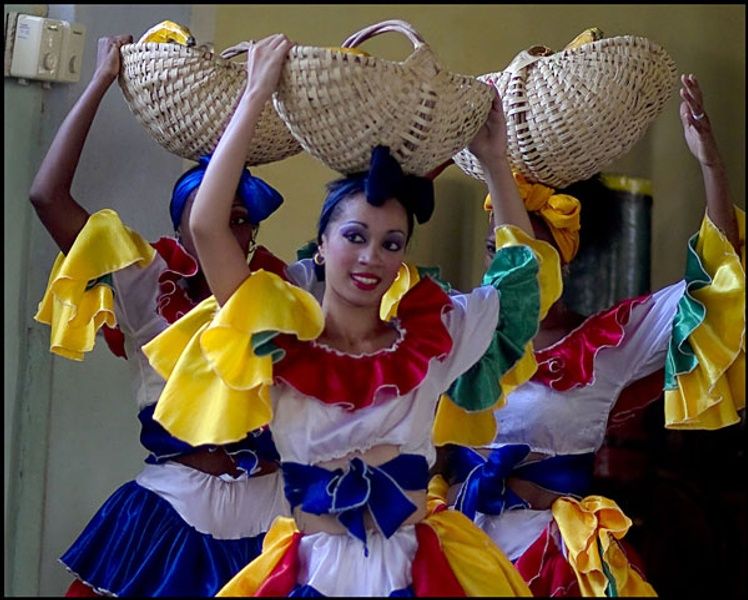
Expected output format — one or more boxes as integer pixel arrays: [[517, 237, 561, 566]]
[[142, 225, 562, 596], [443, 208, 746, 596], [34, 209, 309, 597]]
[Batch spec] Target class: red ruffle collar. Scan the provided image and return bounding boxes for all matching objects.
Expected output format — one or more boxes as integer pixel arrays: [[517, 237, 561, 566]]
[[150, 240, 290, 325], [272, 277, 454, 411], [532, 293, 653, 391]]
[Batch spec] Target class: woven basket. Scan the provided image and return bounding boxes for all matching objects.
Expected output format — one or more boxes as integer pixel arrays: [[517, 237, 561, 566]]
[[118, 42, 302, 165], [272, 19, 495, 176], [453, 35, 678, 189]]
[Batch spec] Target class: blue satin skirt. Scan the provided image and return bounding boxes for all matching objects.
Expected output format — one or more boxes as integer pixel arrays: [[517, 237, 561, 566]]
[[60, 480, 265, 597]]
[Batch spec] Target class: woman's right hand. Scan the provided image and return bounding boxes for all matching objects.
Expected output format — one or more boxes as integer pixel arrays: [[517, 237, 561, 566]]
[[243, 33, 294, 101], [93, 35, 133, 84]]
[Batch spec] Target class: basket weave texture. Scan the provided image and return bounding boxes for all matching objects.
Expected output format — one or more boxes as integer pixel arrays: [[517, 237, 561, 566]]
[[453, 35, 678, 189], [118, 42, 302, 165], [272, 20, 495, 176]]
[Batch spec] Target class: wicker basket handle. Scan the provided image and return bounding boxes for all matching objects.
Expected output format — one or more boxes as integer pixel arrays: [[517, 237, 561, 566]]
[[505, 45, 554, 74], [341, 19, 425, 50], [219, 41, 255, 60]]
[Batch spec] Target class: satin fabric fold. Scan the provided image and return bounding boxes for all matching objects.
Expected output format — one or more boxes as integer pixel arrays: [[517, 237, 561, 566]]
[[484, 174, 582, 263], [144, 270, 324, 446], [272, 277, 453, 411], [451, 445, 594, 521], [217, 511, 532, 597], [282, 454, 429, 549], [35, 209, 156, 360], [60, 480, 265, 597], [433, 225, 562, 447], [664, 206, 745, 429], [533, 294, 650, 390], [551, 496, 656, 596]]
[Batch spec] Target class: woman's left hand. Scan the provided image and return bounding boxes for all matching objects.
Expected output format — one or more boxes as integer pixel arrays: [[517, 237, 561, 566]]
[[243, 33, 294, 101], [467, 85, 509, 167], [679, 73, 722, 168]]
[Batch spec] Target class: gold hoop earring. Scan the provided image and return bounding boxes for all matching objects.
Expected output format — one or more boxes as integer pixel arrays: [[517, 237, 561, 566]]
[[313, 251, 325, 266]]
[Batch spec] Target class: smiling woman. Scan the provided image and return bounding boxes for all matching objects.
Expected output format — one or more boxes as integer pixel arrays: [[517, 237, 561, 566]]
[[139, 33, 563, 596]]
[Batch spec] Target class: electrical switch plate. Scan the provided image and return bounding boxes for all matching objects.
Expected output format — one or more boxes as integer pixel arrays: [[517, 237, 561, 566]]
[[8, 13, 86, 84], [10, 14, 63, 80], [58, 21, 86, 83]]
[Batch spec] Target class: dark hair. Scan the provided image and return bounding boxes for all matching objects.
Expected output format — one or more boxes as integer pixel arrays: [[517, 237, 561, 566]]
[[316, 173, 415, 244]]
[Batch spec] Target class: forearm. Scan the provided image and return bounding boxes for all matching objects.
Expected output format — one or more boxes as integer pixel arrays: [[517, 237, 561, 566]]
[[484, 159, 533, 236], [190, 89, 267, 304], [29, 75, 114, 252], [701, 161, 740, 252], [190, 91, 265, 239], [30, 75, 111, 205]]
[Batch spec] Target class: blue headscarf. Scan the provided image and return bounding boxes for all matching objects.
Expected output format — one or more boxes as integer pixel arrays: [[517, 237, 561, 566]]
[[169, 154, 284, 230]]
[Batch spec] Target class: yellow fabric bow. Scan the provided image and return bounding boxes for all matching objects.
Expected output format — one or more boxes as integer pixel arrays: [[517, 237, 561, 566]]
[[484, 173, 582, 263]]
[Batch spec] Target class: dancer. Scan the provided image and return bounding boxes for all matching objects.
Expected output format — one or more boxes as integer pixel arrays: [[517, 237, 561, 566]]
[[31, 35, 308, 597], [438, 73, 744, 597], [143, 33, 563, 596]]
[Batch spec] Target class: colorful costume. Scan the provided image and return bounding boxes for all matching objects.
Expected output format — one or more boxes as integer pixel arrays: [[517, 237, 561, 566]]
[[35, 209, 315, 597], [142, 224, 562, 596], [443, 207, 745, 596]]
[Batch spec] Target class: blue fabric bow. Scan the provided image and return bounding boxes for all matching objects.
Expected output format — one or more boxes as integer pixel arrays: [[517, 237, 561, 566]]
[[365, 146, 435, 225], [452, 444, 594, 520], [169, 154, 284, 230], [282, 454, 429, 552]]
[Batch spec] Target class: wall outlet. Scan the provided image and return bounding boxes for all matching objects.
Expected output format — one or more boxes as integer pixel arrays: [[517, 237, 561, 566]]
[[7, 13, 85, 84]]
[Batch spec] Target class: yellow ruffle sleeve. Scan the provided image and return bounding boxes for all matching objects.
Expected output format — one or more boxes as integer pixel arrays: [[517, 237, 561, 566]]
[[34, 209, 156, 360], [432, 225, 562, 447], [143, 269, 324, 446], [665, 207, 745, 429], [552, 496, 657, 596]]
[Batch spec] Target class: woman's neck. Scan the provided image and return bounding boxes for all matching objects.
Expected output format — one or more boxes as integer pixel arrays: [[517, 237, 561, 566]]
[[185, 271, 211, 303], [320, 292, 394, 354], [534, 299, 585, 350]]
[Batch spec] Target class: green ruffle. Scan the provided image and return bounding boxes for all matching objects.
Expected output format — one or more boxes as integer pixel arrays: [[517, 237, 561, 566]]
[[296, 240, 317, 261], [416, 266, 454, 295], [446, 245, 541, 411], [250, 330, 285, 363], [84, 272, 114, 292], [664, 231, 710, 389]]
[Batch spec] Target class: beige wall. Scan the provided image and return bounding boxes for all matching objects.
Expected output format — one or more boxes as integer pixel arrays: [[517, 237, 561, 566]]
[[215, 3, 745, 290]]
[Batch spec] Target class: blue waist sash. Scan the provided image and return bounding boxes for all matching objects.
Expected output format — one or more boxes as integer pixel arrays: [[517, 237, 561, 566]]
[[138, 403, 280, 475], [282, 454, 429, 552], [451, 444, 594, 520]]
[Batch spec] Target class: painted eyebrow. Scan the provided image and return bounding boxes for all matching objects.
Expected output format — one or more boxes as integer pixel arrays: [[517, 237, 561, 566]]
[[341, 221, 406, 236]]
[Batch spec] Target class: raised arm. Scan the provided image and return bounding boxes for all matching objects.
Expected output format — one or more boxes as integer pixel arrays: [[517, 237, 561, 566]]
[[29, 35, 132, 254], [189, 34, 293, 305], [467, 87, 533, 237], [679, 73, 741, 252]]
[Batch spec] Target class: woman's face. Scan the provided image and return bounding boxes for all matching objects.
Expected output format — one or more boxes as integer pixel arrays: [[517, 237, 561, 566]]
[[178, 190, 257, 260], [319, 193, 408, 309]]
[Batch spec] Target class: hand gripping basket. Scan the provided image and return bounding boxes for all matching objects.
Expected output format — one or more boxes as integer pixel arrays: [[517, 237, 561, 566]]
[[272, 19, 495, 176], [453, 34, 678, 189], [118, 41, 302, 165]]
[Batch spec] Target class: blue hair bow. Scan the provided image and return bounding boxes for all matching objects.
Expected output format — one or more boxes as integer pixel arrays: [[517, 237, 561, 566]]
[[169, 154, 284, 230], [365, 146, 435, 225]]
